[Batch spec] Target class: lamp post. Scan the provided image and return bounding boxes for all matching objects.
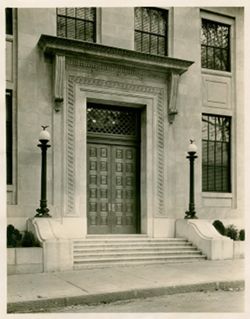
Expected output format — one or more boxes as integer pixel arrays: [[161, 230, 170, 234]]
[[185, 140, 198, 219], [35, 126, 51, 217]]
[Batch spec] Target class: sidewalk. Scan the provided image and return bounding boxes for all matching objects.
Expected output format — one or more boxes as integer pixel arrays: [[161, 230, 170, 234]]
[[7, 259, 244, 313]]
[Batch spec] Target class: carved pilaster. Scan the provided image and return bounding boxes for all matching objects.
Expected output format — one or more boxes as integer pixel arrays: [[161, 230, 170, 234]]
[[167, 72, 180, 124], [54, 55, 65, 112]]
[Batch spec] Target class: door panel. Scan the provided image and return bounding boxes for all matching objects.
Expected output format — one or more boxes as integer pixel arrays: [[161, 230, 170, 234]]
[[87, 144, 111, 234], [87, 143, 139, 234], [111, 146, 138, 234]]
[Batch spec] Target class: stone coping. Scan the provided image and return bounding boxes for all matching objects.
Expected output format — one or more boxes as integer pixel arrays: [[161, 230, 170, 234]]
[[38, 34, 194, 75]]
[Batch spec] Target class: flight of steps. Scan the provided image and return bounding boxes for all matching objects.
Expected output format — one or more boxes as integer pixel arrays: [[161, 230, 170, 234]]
[[73, 235, 206, 269]]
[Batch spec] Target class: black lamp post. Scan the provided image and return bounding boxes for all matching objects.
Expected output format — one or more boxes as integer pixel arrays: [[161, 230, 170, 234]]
[[185, 140, 198, 219], [35, 126, 51, 218]]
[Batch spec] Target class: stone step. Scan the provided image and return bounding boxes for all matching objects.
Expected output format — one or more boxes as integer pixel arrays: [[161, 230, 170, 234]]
[[74, 239, 190, 247], [74, 237, 186, 243], [74, 250, 203, 260], [86, 234, 150, 239], [74, 254, 206, 265], [74, 258, 207, 269], [73, 246, 197, 253], [72, 237, 206, 269]]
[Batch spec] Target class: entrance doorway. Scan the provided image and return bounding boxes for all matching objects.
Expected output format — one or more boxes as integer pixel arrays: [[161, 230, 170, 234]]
[[87, 103, 141, 234]]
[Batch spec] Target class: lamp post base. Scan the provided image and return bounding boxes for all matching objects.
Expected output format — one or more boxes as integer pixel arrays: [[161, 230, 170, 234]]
[[185, 210, 198, 219], [35, 207, 51, 218]]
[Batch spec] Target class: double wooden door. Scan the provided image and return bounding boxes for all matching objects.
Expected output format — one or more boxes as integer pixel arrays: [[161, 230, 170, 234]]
[[87, 142, 140, 234]]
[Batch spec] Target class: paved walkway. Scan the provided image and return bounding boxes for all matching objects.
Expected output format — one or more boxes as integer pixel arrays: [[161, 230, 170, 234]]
[[7, 259, 244, 313]]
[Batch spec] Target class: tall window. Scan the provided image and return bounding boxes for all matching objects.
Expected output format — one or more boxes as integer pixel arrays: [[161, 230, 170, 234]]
[[202, 114, 231, 192], [57, 8, 96, 42], [6, 90, 13, 185], [201, 19, 230, 71], [135, 7, 168, 56], [6, 8, 13, 35]]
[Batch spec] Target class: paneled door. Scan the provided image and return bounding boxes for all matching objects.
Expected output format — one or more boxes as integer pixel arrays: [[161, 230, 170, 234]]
[[87, 143, 139, 234]]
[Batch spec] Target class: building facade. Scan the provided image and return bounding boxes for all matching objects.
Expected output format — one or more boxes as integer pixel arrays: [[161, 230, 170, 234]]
[[6, 7, 244, 244]]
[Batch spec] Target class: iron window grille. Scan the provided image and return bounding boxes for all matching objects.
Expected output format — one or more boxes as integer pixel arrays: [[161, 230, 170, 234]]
[[202, 114, 231, 192], [87, 104, 140, 140], [6, 90, 13, 185], [135, 7, 168, 56], [57, 8, 96, 42], [201, 19, 230, 71]]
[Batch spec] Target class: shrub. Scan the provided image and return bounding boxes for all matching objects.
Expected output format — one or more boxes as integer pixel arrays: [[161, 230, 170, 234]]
[[21, 231, 40, 247], [7, 225, 40, 247], [225, 224, 238, 241], [239, 229, 245, 241], [7, 224, 22, 247], [213, 220, 226, 235]]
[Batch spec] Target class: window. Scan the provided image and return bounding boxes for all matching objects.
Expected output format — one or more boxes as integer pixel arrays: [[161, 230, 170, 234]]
[[202, 114, 231, 192], [135, 7, 168, 56], [57, 8, 96, 42], [6, 90, 13, 185], [201, 19, 230, 71], [6, 8, 13, 35]]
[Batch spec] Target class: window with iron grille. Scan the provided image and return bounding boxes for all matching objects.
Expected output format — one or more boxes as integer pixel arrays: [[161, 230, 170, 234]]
[[87, 104, 140, 140], [202, 114, 231, 192], [201, 19, 230, 71], [135, 7, 168, 56], [6, 90, 13, 185], [57, 8, 96, 42]]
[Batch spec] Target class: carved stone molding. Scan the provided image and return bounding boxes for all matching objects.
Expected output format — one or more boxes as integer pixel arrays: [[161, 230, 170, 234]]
[[66, 57, 165, 80], [54, 55, 65, 112], [66, 75, 166, 216], [65, 78, 75, 215]]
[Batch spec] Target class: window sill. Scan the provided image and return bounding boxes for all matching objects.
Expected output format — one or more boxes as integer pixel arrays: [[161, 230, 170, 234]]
[[202, 192, 232, 199], [7, 184, 13, 191], [6, 34, 14, 41], [201, 68, 232, 78]]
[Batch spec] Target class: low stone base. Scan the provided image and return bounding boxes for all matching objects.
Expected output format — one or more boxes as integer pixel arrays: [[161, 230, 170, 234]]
[[233, 241, 244, 259], [7, 247, 43, 275]]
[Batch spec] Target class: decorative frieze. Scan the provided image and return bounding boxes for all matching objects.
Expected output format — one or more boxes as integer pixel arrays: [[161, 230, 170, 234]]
[[66, 57, 164, 80], [74, 76, 162, 96]]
